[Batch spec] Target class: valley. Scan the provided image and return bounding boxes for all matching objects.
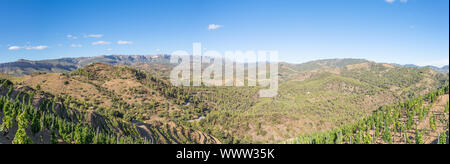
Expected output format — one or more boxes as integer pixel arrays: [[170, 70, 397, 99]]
[[0, 56, 448, 144]]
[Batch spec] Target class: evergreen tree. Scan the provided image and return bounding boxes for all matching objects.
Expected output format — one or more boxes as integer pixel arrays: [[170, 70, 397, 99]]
[[13, 110, 33, 144], [31, 110, 41, 134], [430, 115, 437, 131], [50, 128, 58, 144], [382, 126, 392, 144], [445, 102, 449, 113], [438, 132, 448, 144], [415, 130, 424, 144]]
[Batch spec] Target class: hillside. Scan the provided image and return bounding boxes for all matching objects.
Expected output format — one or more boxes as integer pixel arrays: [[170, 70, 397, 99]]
[[1, 57, 448, 144], [0, 65, 220, 144], [179, 60, 449, 143], [287, 86, 449, 144]]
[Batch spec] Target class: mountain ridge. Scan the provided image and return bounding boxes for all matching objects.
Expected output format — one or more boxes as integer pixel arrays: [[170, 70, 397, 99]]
[[0, 55, 172, 76], [2, 55, 448, 76], [391, 63, 449, 74]]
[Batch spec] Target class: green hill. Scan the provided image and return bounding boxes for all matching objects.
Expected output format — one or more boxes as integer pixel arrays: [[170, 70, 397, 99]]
[[1, 57, 448, 144], [0, 64, 220, 144], [177, 60, 448, 143], [287, 86, 449, 144]]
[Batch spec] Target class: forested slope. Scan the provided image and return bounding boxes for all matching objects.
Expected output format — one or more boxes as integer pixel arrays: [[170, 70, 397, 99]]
[[0, 75, 220, 144], [1, 58, 448, 144], [287, 85, 449, 144]]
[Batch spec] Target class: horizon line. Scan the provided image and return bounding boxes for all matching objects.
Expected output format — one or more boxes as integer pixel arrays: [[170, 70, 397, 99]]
[[0, 54, 448, 68]]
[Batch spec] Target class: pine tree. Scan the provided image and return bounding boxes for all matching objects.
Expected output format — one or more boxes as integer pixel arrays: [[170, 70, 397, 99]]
[[415, 130, 424, 144], [13, 110, 33, 144], [406, 113, 414, 130], [445, 102, 449, 113], [438, 132, 448, 144], [382, 127, 392, 144], [430, 115, 437, 131], [31, 110, 41, 134], [13, 128, 33, 144], [50, 128, 58, 144]]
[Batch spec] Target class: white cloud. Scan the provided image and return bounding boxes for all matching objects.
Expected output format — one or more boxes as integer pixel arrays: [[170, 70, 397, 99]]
[[8, 46, 21, 50], [92, 41, 111, 45], [71, 44, 83, 48], [208, 24, 223, 30], [85, 34, 103, 38], [106, 48, 113, 51], [117, 40, 133, 45], [9, 45, 49, 50], [67, 34, 78, 39], [385, 0, 407, 3], [25, 46, 49, 50]]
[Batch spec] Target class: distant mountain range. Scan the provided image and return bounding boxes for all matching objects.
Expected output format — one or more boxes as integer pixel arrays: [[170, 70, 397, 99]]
[[1, 55, 448, 76], [393, 63, 449, 74], [0, 55, 172, 76]]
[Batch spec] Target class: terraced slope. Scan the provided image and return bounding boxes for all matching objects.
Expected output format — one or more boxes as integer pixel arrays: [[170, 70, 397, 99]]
[[0, 71, 219, 144], [16, 63, 175, 121], [287, 86, 449, 144], [134, 121, 220, 144], [180, 60, 448, 143]]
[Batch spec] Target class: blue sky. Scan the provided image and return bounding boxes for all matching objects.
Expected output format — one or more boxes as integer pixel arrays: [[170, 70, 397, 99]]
[[0, 0, 449, 66]]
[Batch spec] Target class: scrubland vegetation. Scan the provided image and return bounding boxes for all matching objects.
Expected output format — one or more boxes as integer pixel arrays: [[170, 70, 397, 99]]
[[1, 58, 448, 144]]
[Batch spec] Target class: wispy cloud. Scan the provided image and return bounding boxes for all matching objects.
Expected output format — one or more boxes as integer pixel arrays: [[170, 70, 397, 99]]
[[8, 45, 49, 50], [208, 24, 223, 30], [67, 34, 78, 39], [385, 0, 407, 3], [92, 41, 111, 45], [26, 45, 49, 50], [85, 34, 103, 38], [117, 40, 133, 45], [8, 46, 21, 50], [71, 44, 83, 48]]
